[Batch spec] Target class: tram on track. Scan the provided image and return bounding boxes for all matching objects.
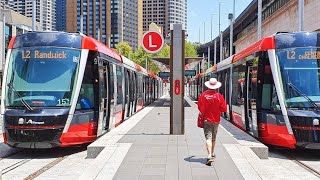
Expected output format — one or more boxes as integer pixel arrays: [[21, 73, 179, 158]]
[[1, 32, 163, 148], [190, 32, 320, 149]]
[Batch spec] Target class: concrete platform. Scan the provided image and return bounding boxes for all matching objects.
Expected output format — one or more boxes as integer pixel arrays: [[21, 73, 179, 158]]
[[83, 96, 249, 180], [80, 95, 319, 180]]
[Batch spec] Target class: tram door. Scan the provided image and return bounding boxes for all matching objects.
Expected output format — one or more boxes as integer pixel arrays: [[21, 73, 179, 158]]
[[99, 60, 110, 132], [222, 70, 231, 120], [129, 72, 134, 115], [125, 70, 130, 118], [246, 64, 258, 136], [132, 73, 137, 114]]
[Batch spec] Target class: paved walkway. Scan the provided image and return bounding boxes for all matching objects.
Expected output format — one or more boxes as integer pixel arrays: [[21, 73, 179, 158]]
[[89, 96, 244, 180]]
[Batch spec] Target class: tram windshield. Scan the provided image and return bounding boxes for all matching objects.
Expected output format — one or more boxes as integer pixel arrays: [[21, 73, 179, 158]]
[[277, 47, 320, 108], [5, 47, 81, 107]]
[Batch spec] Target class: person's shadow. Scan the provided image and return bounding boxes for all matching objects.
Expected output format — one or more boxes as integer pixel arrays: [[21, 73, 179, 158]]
[[184, 155, 208, 165]]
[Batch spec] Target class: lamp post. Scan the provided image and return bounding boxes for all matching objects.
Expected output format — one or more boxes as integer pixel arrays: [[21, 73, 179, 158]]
[[298, 0, 304, 31], [32, 0, 36, 31], [208, 46, 210, 69], [229, 13, 233, 57], [233, 0, 235, 22], [203, 22, 205, 43], [210, 13, 218, 41], [2, 12, 5, 69], [258, 0, 262, 40], [211, 15, 212, 41], [198, 27, 200, 43], [219, 2, 223, 62]]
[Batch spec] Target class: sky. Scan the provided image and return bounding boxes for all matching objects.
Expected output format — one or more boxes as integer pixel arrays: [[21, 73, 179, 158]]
[[187, 0, 253, 43]]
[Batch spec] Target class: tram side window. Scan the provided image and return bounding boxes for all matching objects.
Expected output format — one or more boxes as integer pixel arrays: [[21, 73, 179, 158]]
[[76, 57, 95, 110], [261, 65, 281, 111], [231, 63, 246, 106], [116, 65, 123, 105], [109, 64, 115, 102]]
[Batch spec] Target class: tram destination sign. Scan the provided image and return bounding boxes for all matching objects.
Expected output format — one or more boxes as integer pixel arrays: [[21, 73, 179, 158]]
[[286, 49, 320, 60], [159, 70, 196, 78]]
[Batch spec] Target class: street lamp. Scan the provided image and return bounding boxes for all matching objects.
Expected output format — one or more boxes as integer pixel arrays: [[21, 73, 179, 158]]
[[32, 0, 36, 31], [298, 0, 304, 31], [203, 22, 205, 43], [258, 0, 262, 40], [229, 13, 233, 57], [210, 13, 218, 41], [219, 2, 223, 62], [1, 10, 6, 69]]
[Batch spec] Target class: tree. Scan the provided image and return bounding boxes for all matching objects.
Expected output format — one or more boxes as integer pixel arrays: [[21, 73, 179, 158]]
[[192, 42, 202, 50], [153, 45, 170, 57], [131, 47, 150, 65], [115, 42, 133, 57], [152, 42, 198, 58], [131, 47, 161, 74], [185, 41, 198, 57]]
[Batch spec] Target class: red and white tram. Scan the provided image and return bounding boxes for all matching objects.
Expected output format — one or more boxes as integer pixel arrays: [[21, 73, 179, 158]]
[[190, 32, 320, 149], [1, 32, 162, 148]]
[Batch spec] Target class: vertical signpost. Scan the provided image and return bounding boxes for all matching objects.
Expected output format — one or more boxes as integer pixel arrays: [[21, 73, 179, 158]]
[[170, 24, 185, 135]]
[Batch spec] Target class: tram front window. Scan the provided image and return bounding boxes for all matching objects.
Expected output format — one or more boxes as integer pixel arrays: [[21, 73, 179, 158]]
[[277, 47, 320, 108], [5, 47, 81, 107]]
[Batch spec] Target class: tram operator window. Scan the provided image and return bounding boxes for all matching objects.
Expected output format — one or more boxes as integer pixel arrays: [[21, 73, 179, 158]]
[[261, 65, 281, 112], [76, 59, 95, 110], [77, 85, 94, 109]]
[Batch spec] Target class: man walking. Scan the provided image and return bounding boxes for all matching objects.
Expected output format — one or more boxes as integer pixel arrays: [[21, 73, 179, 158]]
[[198, 78, 227, 165]]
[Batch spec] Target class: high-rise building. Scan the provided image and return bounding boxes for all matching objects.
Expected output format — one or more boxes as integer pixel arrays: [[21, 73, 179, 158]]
[[110, 0, 123, 47], [142, 0, 165, 34], [121, 0, 143, 50], [64, 0, 141, 49], [13, 0, 56, 31], [0, 0, 15, 10], [55, 0, 66, 32], [142, 0, 187, 39], [66, 0, 111, 45], [92, 0, 143, 50]]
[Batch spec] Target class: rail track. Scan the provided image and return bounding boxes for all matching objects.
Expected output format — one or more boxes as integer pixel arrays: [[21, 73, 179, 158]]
[[271, 148, 320, 178], [0, 146, 85, 179], [286, 153, 320, 178]]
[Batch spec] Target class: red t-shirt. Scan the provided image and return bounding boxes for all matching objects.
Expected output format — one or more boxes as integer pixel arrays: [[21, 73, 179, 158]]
[[198, 90, 227, 124]]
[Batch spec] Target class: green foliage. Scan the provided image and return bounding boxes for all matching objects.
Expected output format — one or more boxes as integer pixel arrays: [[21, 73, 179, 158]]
[[192, 42, 202, 50], [131, 47, 160, 74], [153, 45, 170, 57], [185, 42, 198, 57], [115, 42, 133, 58], [152, 42, 198, 58]]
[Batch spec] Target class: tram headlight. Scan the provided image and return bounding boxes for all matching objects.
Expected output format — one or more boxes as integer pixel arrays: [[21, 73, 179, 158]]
[[313, 118, 319, 126]]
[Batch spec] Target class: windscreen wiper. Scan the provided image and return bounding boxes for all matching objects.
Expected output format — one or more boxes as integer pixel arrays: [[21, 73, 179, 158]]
[[287, 82, 319, 108], [7, 82, 34, 111]]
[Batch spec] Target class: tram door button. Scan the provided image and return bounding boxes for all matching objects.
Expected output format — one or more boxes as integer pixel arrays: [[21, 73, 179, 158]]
[[174, 80, 180, 95]]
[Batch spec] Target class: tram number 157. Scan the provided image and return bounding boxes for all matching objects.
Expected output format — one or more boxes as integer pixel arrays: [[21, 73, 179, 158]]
[[58, 98, 70, 105]]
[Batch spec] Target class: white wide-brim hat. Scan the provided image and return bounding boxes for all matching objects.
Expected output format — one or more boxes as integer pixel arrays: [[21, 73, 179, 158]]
[[205, 78, 222, 89]]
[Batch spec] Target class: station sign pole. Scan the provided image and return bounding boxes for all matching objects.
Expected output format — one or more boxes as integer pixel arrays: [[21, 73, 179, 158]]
[[170, 24, 185, 135]]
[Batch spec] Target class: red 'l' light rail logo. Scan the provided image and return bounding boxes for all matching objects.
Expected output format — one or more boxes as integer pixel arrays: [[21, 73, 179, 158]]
[[142, 31, 164, 54]]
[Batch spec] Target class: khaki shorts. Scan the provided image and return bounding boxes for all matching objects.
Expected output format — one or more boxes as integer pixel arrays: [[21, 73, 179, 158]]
[[203, 120, 219, 140]]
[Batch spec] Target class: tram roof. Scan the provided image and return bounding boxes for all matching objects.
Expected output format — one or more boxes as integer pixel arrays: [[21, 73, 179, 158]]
[[81, 35, 122, 63], [121, 55, 148, 74], [232, 36, 275, 63]]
